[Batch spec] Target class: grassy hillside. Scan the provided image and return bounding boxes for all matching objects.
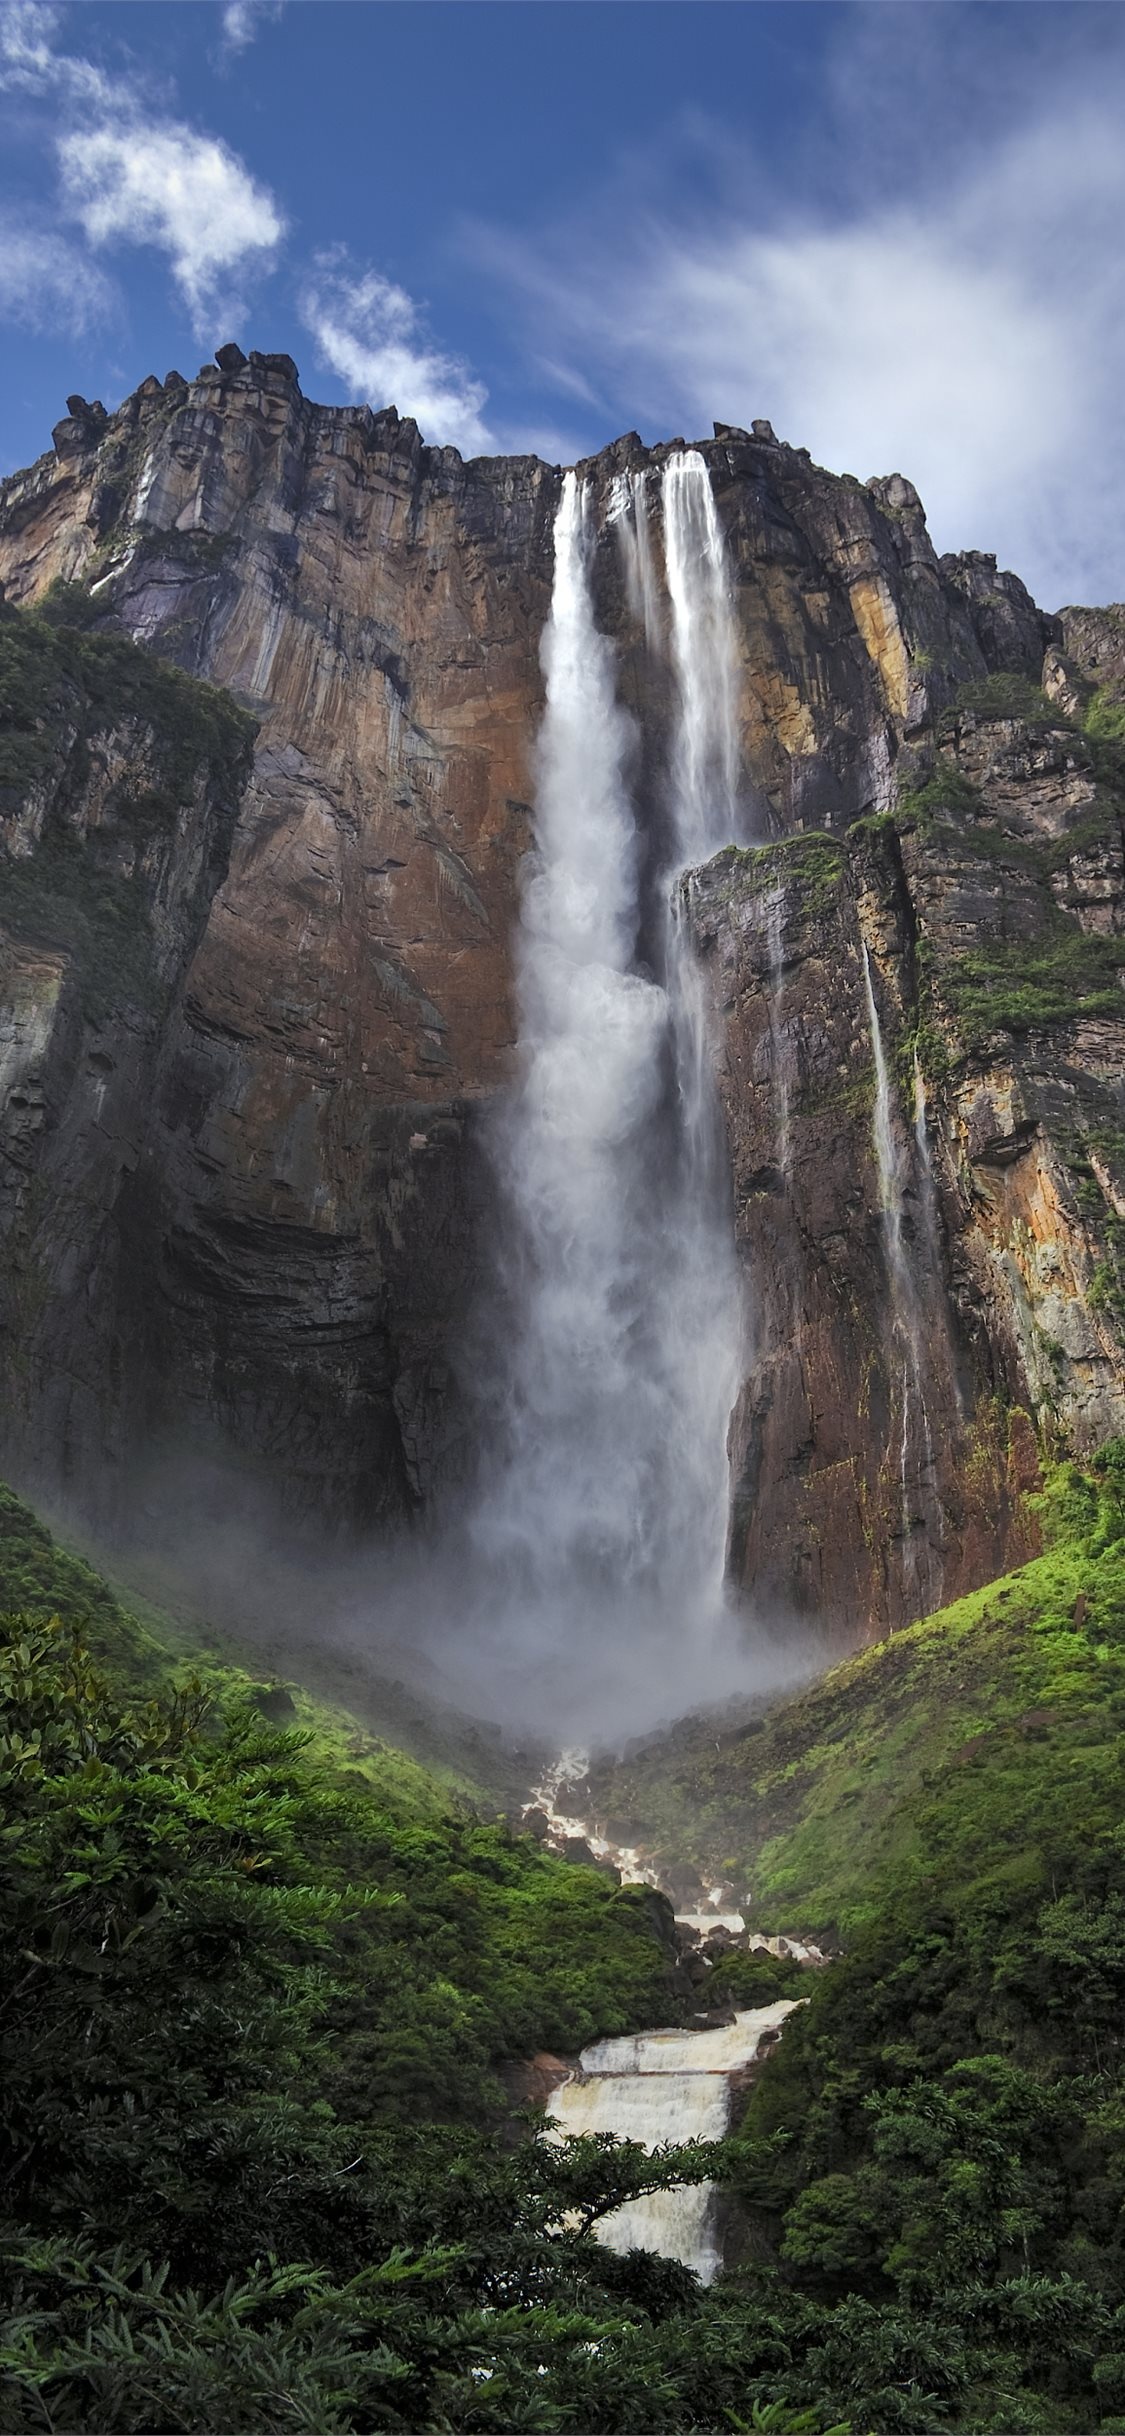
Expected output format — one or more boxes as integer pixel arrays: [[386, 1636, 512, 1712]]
[[590, 1451, 1125, 1938]]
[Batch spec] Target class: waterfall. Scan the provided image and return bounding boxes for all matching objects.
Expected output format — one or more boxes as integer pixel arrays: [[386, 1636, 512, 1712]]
[[861, 945, 940, 1606], [662, 450, 739, 857], [765, 879, 792, 1184], [547, 2002, 799, 2282], [862, 943, 908, 1288], [608, 469, 661, 652], [465, 461, 746, 1733], [659, 451, 746, 1622]]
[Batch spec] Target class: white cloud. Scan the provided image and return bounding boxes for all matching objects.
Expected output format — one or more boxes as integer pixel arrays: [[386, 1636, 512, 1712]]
[[59, 122, 284, 337], [0, 211, 114, 333], [300, 253, 492, 454], [476, 21, 1125, 608], [0, 0, 285, 340], [218, 0, 282, 60], [0, 0, 117, 110]]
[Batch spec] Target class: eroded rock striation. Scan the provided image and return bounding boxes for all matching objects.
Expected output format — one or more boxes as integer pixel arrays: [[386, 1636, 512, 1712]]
[[0, 358, 1122, 1636]]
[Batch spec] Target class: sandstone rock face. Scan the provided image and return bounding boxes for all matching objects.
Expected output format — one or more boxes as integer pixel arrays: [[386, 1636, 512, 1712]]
[[0, 358, 1120, 1643], [0, 358, 559, 1522], [690, 669, 1125, 1635]]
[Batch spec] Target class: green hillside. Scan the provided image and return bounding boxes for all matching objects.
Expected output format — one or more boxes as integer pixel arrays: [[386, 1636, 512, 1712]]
[[9, 1464, 1125, 2429], [591, 1452, 1125, 1938]]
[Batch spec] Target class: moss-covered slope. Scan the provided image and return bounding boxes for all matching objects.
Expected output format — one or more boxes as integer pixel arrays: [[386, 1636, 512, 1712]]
[[591, 1451, 1125, 1940]]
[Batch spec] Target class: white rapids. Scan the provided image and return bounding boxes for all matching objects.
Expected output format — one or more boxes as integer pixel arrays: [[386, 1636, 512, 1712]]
[[547, 2000, 799, 2283]]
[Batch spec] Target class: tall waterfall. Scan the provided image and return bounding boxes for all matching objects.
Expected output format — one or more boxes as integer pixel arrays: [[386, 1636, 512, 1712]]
[[465, 459, 747, 1734], [662, 451, 739, 856]]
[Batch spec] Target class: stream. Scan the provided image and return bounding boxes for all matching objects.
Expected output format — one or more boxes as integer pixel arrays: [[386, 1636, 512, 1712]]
[[547, 2002, 798, 2282], [528, 1753, 821, 2281]]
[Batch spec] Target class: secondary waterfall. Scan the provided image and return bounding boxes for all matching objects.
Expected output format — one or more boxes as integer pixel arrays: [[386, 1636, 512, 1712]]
[[765, 879, 792, 1184], [861, 945, 940, 1607], [608, 469, 661, 652], [466, 457, 747, 1733], [548, 2003, 798, 2282]]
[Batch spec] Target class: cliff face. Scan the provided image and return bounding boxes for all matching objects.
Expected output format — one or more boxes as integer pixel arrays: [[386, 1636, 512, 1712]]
[[689, 631, 1125, 1634], [0, 355, 560, 1522], [0, 355, 1121, 1639], [0, 599, 253, 1495]]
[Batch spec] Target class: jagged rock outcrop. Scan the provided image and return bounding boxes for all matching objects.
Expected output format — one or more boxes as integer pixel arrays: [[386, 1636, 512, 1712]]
[[0, 356, 1121, 1637]]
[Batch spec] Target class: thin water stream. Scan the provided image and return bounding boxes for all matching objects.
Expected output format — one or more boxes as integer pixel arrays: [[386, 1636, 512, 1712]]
[[861, 945, 941, 1606]]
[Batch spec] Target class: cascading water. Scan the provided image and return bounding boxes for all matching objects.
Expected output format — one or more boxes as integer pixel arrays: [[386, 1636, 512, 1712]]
[[662, 451, 740, 856], [861, 945, 941, 1606], [467, 456, 795, 2284], [466, 461, 746, 1731], [547, 2002, 799, 2282], [608, 469, 661, 652]]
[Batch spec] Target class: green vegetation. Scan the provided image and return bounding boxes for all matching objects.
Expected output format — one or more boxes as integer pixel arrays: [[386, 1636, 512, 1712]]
[[892, 757, 983, 827], [0, 595, 254, 1016], [947, 673, 1062, 728], [0, 1507, 734, 2433], [720, 833, 846, 918], [728, 1448, 1125, 2428], [577, 1451, 1125, 2427], [591, 1452, 1125, 1933], [14, 1456, 1125, 2426], [1085, 689, 1125, 748], [941, 925, 1125, 1050]]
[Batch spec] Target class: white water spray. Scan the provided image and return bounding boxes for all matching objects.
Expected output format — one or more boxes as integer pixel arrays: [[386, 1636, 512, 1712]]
[[467, 464, 747, 1730], [662, 451, 740, 858]]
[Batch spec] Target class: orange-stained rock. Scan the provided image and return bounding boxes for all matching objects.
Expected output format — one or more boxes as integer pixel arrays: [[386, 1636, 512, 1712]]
[[0, 359, 1120, 1648]]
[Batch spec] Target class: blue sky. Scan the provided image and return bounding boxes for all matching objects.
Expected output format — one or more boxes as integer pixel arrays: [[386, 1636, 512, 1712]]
[[1, 0, 1123, 608]]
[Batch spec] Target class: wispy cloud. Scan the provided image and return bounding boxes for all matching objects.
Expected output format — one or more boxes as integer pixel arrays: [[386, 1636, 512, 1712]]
[[0, 0, 117, 110], [475, 9, 1125, 607], [0, 209, 114, 333], [0, 0, 285, 340], [218, 0, 283, 61], [300, 251, 492, 454], [59, 123, 284, 337]]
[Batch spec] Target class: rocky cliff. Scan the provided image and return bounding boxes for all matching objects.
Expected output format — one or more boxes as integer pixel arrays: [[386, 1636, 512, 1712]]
[[0, 594, 253, 1500], [0, 353, 1122, 1639]]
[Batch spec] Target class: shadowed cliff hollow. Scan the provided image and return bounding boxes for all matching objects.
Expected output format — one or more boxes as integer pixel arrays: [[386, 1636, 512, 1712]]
[[1, 347, 1123, 1646]]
